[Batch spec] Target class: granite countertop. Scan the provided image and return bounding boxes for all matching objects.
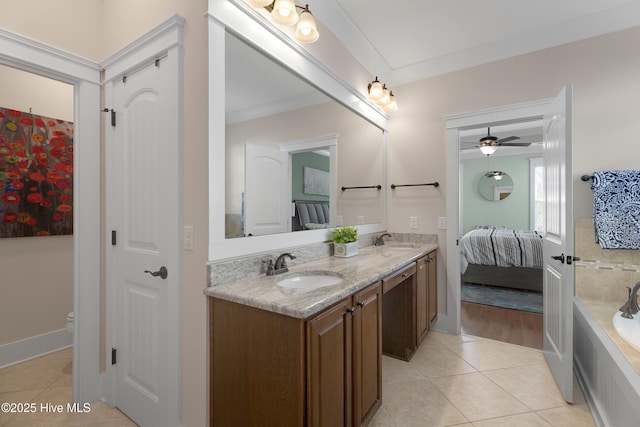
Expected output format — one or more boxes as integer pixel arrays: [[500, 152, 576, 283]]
[[205, 242, 438, 319]]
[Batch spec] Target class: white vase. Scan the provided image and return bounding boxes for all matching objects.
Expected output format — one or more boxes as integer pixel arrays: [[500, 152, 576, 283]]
[[334, 241, 358, 258]]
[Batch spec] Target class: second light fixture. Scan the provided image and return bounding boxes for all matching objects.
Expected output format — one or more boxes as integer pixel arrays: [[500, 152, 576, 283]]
[[368, 77, 398, 112]]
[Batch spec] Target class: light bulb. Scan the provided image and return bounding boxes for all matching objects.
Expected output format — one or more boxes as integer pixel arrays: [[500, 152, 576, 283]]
[[368, 78, 383, 100], [384, 92, 398, 112], [271, 0, 298, 25], [295, 6, 319, 43], [378, 86, 390, 105]]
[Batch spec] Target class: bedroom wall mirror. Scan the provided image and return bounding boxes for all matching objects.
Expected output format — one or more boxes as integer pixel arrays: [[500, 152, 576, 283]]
[[224, 31, 385, 239], [478, 171, 513, 201]]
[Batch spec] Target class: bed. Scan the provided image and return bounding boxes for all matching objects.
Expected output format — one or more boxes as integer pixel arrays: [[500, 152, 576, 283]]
[[460, 227, 543, 292], [292, 200, 330, 231]]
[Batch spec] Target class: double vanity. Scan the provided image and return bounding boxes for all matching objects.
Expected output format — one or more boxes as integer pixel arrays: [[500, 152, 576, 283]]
[[206, 241, 437, 426]]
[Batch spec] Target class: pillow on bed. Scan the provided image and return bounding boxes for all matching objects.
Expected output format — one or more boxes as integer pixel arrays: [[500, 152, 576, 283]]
[[473, 225, 506, 229]]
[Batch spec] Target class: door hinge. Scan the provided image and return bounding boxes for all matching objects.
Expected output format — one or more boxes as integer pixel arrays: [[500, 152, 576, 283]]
[[111, 347, 117, 365], [111, 230, 117, 246], [102, 108, 116, 127]]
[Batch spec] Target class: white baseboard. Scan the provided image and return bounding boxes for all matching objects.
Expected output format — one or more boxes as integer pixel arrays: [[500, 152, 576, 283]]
[[0, 329, 72, 368]]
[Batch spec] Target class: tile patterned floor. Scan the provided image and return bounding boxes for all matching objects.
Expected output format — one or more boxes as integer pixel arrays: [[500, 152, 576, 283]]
[[371, 332, 596, 427], [1, 333, 596, 427], [0, 348, 137, 427]]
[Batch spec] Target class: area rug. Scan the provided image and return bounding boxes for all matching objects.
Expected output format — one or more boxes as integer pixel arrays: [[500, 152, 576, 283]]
[[461, 282, 543, 314]]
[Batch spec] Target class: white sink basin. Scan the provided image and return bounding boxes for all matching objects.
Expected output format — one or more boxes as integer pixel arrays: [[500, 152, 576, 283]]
[[612, 311, 640, 352], [276, 271, 344, 290]]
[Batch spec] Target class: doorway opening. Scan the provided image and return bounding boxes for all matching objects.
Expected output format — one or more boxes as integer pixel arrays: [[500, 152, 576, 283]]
[[458, 120, 544, 349], [0, 28, 102, 404]]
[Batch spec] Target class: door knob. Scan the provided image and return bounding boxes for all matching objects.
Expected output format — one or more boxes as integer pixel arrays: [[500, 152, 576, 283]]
[[551, 254, 565, 264], [144, 266, 168, 279]]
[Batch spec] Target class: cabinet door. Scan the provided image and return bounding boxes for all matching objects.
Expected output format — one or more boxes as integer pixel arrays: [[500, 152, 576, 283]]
[[428, 251, 438, 324], [353, 282, 382, 426], [307, 298, 354, 427], [416, 256, 429, 343]]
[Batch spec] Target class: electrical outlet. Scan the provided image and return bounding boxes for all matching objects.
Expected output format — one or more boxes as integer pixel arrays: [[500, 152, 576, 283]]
[[335, 215, 343, 226], [437, 217, 447, 230], [357, 216, 365, 225], [184, 225, 194, 250], [409, 216, 418, 229]]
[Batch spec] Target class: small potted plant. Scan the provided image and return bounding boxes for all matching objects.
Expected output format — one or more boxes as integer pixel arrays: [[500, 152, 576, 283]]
[[332, 226, 359, 258]]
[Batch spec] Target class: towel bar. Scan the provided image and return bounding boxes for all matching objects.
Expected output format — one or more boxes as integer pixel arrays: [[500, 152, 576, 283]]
[[341, 185, 382, 191], [581, 175, 594, 181], [390, 182, 439, 189]]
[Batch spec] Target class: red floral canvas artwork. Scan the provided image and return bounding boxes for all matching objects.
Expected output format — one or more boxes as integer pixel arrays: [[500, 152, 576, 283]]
[[0, 107, 74, 237]]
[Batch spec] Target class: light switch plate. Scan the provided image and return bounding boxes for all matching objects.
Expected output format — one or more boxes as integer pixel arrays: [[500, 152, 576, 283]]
[[335, 215, 343, 226], [184, 225, 194, 250], [437, 217, 447, 230], [409, 216, 418, 229], [357, 216, 365, 225]]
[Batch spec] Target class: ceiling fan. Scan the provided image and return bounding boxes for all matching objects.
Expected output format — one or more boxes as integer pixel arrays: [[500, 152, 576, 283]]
[[478, 127, 531, 155]]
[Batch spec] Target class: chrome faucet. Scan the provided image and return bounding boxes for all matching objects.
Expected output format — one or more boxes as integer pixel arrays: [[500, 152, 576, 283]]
[[265, 253, 297, 276], [374, 233, 392, 246], [619, 281, 640, 319]]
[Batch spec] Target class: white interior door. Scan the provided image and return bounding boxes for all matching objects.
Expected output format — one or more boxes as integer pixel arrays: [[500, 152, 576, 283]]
[[244, 143, 289, 236], [107, 50, 182, 425], [542, 85, 574, 402]]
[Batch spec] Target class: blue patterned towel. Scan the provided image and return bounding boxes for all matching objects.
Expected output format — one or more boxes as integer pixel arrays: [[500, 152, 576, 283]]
[[591, 170, 640, 249]]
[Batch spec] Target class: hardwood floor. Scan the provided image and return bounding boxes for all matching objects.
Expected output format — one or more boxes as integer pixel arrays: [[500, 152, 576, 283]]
[[461, 301, 543, 350]]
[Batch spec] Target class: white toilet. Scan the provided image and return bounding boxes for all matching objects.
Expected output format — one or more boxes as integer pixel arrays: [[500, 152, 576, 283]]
[[66, 312, 74, 334]]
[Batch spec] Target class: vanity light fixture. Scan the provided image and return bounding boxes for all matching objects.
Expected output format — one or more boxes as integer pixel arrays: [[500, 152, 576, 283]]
[[384, 92, 398, 112], [368, 78, 399, 112], [246, 0, 320, 43], [368, 77, 384, 100], [294, 5, 319, 43]]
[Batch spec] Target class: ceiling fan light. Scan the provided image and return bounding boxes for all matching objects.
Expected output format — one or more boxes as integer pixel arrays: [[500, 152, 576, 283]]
[[271, 0, 298, 25], [247, 0, 273, 7], [368, 77, 383, 100], [295, 6, 319, 43], [479, 145, 497, 156]]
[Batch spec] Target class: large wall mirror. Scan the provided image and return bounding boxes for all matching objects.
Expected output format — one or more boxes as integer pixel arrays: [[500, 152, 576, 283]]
[[224, 32, 385, 239], [478, 171, 513, 201], [208, 4, 388, 259]]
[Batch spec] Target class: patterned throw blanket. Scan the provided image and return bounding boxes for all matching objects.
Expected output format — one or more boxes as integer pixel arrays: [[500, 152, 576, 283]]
[[460, 227, 543, 273], [591, 170, 640, 249]]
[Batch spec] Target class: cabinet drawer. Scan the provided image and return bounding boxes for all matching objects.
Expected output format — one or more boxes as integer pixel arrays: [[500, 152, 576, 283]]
[[382, 263, 416, 294]]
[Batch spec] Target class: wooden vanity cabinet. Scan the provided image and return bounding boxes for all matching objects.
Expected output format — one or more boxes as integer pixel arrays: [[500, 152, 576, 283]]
[[416, 250, 438, 344], [210, 280, 382, 427], [307, 281, 382, 427]]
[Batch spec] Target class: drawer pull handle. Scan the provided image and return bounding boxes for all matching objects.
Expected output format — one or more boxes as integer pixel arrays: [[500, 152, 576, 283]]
[[357, 300, 365, 307], [346, 307, 355, 314]]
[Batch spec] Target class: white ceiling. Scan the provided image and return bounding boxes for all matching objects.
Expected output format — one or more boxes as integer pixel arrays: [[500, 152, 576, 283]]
[[311, 0, 640, 85]]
